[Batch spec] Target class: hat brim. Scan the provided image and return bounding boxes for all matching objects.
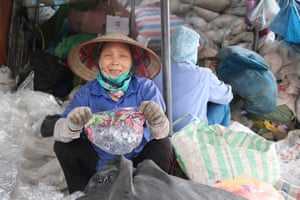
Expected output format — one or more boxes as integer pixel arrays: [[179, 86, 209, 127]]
[[68, 32, 161, 81], [198, 46, 218, 60]]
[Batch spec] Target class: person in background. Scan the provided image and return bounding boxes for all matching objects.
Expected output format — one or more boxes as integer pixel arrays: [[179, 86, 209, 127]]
[[197, 45, 219, 72], [154, 26, 233, 132], [53, 32, 174, 193]]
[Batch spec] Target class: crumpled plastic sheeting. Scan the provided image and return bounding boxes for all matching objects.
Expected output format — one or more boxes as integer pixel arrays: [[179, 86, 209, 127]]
[[0, 160, 17, 200], [0, 90, 82, 200], [275, 130, 300, 200], [276, 129, 300, 186], [18, 136, 67, 190], [11, 181, 84, 200]]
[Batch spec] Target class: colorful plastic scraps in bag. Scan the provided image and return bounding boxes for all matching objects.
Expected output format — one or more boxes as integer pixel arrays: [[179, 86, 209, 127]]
[[212, 175, 284, 200], [84, 107, 145, 155]]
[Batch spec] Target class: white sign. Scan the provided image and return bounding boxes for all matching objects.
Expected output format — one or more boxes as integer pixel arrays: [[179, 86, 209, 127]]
[[106, 15, 129, 35]]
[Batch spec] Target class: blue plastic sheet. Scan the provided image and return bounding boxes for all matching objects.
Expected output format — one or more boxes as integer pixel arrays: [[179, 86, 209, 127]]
[[270, 0, 300, 43]]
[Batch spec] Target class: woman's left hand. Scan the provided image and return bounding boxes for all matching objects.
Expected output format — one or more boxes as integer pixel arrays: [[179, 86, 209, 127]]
[[139, 101, 169, 139], [139, 101, 165, 125]]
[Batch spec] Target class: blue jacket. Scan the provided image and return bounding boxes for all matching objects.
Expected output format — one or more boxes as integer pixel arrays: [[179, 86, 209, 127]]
[[61, 75, 166, 170], [154, 62, 232, 132]]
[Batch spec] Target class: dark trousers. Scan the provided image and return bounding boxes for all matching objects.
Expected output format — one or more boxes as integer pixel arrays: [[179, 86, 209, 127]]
[[54, 137, 175, 193]]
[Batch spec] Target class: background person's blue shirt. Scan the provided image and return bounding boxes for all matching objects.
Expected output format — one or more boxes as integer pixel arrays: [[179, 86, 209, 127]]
[[154, 62, 232, 132]]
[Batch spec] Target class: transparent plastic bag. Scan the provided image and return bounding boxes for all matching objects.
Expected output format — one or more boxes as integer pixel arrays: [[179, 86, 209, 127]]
[[247, 0, 280, 30], [84, 108, 145, 155]]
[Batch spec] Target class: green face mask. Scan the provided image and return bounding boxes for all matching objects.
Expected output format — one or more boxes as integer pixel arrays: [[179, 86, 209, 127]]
[[97, 70, 132, 93], [105, 71, 131, 85]]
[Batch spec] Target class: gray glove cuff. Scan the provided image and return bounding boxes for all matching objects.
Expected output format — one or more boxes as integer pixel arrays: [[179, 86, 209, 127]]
[[147, 117, 170, 139], [67, 120, 84, 133]]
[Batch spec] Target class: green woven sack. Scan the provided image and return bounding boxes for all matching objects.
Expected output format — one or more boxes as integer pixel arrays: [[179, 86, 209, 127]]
[[170, 120, 280, 186]]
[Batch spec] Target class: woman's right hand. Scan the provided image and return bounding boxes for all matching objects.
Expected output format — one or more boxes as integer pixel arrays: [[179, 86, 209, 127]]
[[66, 107, 92, 137], [54, 107, 92, 143]]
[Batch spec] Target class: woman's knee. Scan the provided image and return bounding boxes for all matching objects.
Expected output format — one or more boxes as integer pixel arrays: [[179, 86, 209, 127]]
[[54, 141, 66, 156], [54, 140, 76, 161], [151, 138, 173, 154]]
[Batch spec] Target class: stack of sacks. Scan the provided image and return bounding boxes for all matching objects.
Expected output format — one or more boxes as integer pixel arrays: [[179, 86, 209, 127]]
[[167, 0, 253, 49]]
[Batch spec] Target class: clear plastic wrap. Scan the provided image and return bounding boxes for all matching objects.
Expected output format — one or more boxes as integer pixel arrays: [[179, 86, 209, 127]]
[[0, 160, 18, 200], [0, 90, 78, 199], [84, 108, 145, 155]]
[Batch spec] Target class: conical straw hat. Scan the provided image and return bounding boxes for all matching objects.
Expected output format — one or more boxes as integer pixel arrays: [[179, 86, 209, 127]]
[[68, 32, 161, 81]]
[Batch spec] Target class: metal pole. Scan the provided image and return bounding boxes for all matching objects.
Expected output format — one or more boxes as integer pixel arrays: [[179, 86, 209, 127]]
[[130, 0, 135, 37], [160, 0, 173, 135]]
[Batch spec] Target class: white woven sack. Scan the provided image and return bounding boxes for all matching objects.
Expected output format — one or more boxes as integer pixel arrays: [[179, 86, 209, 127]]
[[171, 120, 280, 186]]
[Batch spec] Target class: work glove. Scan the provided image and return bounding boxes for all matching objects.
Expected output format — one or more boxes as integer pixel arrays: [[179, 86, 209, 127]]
[[66, 106, 92, 139], [139, 101, 169, 139]]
